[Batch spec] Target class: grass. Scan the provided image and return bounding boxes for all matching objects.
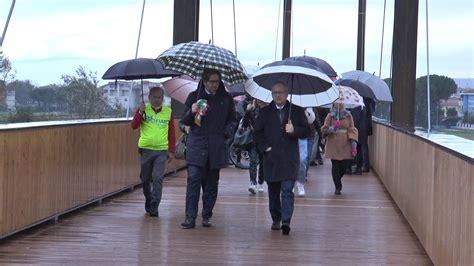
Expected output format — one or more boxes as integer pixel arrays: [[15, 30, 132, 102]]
[[433, 128, 474, 141]]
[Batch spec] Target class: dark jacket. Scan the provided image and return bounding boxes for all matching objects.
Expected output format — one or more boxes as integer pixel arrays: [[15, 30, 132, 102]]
[[351, 106, 368, 145], [253, 101, 310, 182], [181, 80, 237, 169]]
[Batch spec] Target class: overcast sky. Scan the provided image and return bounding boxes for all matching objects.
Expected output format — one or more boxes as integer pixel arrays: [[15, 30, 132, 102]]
[[1, 0, 473, 87]]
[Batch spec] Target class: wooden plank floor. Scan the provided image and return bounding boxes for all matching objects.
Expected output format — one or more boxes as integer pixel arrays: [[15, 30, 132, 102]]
[[0, 160, 432, 265]]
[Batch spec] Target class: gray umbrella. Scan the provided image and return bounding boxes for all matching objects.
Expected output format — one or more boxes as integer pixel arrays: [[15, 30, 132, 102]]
[[341, 70, 393, 102]]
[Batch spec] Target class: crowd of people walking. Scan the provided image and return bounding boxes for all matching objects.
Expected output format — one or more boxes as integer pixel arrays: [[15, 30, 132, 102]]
[[131, 67, 374, 236]]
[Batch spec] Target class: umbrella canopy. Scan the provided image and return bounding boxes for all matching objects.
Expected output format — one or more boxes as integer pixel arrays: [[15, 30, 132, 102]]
[[162, 75, 196, 104], [157, 41, 247, 85], [335, 79, 376, 100], [245, 59, 339, 107], [102, 57, 180, 80], [286, 55, 337, 79], [162, 75, 247, 104], [341, 70, 393, 102], [333, 85, 365, 108]]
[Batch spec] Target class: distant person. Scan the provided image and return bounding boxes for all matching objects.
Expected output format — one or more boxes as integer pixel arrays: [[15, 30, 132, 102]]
[[180, 68, 237, 229], [321, 102, 358, 195], [254, 81, 310, 235], [348, 103, 367, 175], [131, 86, 176, 217], [362, 97, 374, 172], [242, 98, 268, 194]]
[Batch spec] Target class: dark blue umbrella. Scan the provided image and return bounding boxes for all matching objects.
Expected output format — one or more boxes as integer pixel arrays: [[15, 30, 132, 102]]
[[102, 57, 181, 103], [286, 55, 337, 79]]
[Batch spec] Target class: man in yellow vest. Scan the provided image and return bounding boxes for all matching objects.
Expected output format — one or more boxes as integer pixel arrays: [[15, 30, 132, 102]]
[[131, 86, 176, 217]]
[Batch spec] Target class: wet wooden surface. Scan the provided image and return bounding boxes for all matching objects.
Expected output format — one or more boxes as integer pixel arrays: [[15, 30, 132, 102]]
[[0, 160, 432, 265]]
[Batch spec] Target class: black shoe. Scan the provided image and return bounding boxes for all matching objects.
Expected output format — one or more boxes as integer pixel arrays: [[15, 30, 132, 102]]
[[202, 218, 212, 227], [309, 161, 317, 166], [335, 189, 341, 195], [362, 167, 370, 173], [181, 218, 196, 229], [281, 224, 291, 235], [271, 221, 281, 230], [317, 160, 324, 165], [353, 168, 362, 175], [145, 201, 151, 213], [149, 211, 159, 217]]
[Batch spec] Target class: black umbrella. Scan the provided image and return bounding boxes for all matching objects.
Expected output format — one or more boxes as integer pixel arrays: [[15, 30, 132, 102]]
[[286, 55, 337, 79], [335, 79, 376, 100], [102, 57, 181, 102]]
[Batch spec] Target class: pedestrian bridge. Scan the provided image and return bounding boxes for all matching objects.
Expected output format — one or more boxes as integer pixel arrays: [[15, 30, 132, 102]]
[[0, 119, 472, 264]]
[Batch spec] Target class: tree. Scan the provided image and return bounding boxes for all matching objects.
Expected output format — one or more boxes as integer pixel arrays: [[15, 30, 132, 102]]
[[30, 84, 61, 111], [7, 80, 35, 106], [61, 66, 107, 119], [0, 55, 16, 111], [415, 74, 457, 127], [446, 107, 457, 117]]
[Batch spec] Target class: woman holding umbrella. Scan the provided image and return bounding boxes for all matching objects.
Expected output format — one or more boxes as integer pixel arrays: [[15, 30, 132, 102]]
[[321, 101, 359, 195]]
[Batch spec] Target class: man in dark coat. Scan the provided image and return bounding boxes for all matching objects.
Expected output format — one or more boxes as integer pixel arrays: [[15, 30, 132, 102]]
[[180, 68, 237, 229], [253, 81, 310, 235]]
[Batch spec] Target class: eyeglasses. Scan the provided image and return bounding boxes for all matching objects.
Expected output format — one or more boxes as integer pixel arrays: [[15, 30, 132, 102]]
[[271, 91, 287, 95], [206, 79, 220, 84]]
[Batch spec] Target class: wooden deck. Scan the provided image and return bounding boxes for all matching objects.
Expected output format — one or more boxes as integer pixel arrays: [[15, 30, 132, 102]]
[[0, 160, 432, 265]]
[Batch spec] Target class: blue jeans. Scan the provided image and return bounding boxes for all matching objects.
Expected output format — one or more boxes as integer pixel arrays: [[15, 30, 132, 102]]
[[185, 164, 220, 220], [297, 139, 308, 183], [305, 137, 315, 176], [267, 179, 295, 225]]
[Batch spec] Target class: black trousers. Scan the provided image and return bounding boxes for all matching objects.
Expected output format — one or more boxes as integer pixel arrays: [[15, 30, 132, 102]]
[[331, 159, 352, 190]]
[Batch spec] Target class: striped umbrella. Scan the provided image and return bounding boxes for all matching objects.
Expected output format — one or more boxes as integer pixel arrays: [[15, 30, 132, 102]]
[[157, 41, 247, 85], [245, 59, 339, 108]]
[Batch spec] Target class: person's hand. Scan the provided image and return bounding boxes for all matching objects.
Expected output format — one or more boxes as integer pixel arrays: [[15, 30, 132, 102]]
[[285, 120, 294, 134], [334, 120, 341, 129], [139, 103, 145, 113], [246, 102, 255, 111], [351, 147, 357, 158], [191, 103, 199, 113], [167, 152, 174, 162]]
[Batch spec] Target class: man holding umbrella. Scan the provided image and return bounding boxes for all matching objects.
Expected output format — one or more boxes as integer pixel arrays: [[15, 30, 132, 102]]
[[180, 68, 237, 229], [131, 86, 176, 217], [253, 81, 310, 235]]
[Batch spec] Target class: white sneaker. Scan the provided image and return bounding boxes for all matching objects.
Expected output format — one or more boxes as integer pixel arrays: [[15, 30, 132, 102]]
[[257, 184, 264, 192], [296, 181, 305, 197], [248, 184, 257, 194]]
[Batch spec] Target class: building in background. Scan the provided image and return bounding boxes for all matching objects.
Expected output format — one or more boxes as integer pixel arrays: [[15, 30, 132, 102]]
[[101, 80, 171, 111], [460, 89, 474, 116]]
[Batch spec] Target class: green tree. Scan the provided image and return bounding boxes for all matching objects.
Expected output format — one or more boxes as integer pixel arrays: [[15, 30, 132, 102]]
[[446, 107, 457, 117], [6, 80, 35, 106], [415, 74, 457, 128], [62, 66, 107, 119], [0, 55, 16, 111], [30, 84, 62, 111]]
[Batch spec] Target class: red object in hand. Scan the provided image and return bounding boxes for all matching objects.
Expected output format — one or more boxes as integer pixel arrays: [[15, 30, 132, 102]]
[[351, 147, 357, 157], [334, 120, 341, 129]]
